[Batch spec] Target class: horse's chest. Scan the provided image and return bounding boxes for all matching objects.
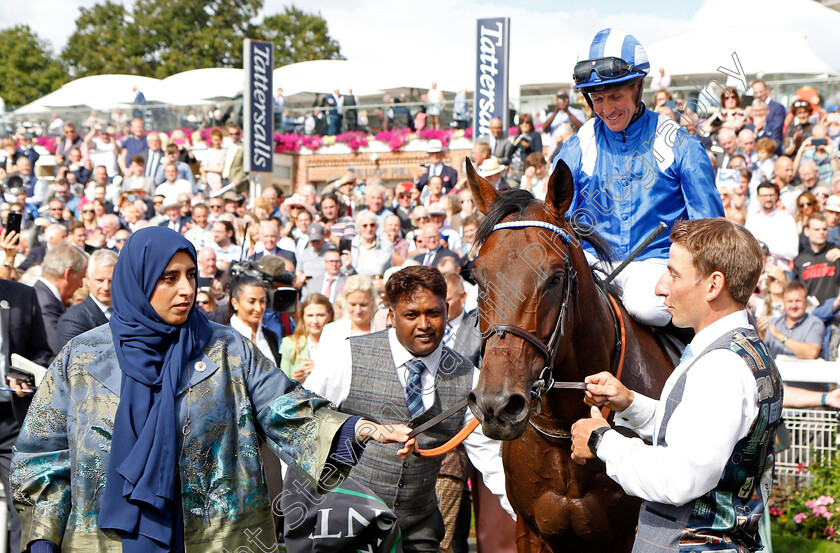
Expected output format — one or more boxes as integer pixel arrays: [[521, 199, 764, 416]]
[[504, 439, 640, 546]]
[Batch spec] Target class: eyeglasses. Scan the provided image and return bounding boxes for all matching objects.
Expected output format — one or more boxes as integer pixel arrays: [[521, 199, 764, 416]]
[[196, 299, 209, 305], [799, 201, 814, 207], [229, 132, 241, 136], [209, 204, 223, 209], [361, 223, 376, 228], [115, 238, 128, 243], [82, 209, 94, 213], [325, 258, 341, 263], [573, 57, 645, 85]]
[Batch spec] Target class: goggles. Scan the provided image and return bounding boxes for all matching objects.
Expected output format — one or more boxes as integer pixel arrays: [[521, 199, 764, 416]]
[[573, 57, 645, 85]]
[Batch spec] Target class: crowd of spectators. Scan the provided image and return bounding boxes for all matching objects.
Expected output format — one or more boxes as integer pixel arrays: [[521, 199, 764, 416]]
[[4, 74, 840, 551]]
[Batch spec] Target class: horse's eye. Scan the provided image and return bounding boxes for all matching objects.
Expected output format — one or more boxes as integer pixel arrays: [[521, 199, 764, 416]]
[[548, 274, 563, 287]]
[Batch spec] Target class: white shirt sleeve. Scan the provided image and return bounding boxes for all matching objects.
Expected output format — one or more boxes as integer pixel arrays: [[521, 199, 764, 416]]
[[302, 323, 352, 406], [596, 349, 758, 506], [613, 392, 658, 441], [462, 369, 515, 519]]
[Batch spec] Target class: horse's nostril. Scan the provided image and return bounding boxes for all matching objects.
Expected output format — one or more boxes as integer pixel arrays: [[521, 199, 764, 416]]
[[502, 394, 528, 421]]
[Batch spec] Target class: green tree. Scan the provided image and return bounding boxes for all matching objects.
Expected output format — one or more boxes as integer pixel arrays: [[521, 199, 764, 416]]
[[0, 25, 69, 108], [61, 1, 146, 77], [258, 6, 344, 66], [132, 0, 262, 78]]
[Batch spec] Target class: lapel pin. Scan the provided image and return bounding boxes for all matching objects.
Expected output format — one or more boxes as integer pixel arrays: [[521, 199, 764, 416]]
[[194, 361, 207, 372]]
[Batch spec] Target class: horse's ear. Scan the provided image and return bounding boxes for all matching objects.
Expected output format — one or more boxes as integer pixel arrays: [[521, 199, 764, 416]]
[[544, 158, 574, 216], [464, 157, 498, 215]]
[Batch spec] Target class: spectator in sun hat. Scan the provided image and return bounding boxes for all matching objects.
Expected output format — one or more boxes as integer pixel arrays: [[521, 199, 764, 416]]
[[415, 139, 458, 194], [477, 158, 514, 191]]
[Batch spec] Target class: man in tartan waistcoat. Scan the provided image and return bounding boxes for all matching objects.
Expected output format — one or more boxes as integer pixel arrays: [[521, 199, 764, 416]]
[[305, 266, 512, 553], [571, 218, 783, 552]]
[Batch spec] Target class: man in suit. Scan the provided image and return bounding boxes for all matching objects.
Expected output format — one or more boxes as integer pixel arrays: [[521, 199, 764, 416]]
[[251, 221, 296, 268], [33, 243, 88, 357], [19, 223, 67, 272], [413, 223, 460, 268], [305, 266, 510, 551], [157, 200, 191, 235], [487, 117, 513, 166], [477, 157, 515, 192], [0, 279, 52, 553], [222, 124, 246, 188], [57, 249, 117, 347], [415, 139, 459, 194], [55, 122, 85, 159], [752, 80, 786, 135], [143, 132, 165, 183], [301, 248, 346, 303]]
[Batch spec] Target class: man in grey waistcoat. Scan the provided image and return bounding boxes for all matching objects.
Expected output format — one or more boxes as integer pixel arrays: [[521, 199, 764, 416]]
[[570, 218, 783, 552], [305, 265, 512, 552]]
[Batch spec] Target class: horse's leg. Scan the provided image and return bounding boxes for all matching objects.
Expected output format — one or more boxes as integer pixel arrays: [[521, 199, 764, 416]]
[[515, 517, 553, 553]]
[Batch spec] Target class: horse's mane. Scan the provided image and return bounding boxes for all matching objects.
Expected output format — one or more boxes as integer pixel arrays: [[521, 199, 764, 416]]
[[474, 189, 615, 267]]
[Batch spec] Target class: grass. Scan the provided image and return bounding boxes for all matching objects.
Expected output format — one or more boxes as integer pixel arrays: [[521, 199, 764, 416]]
[[773, 533, 840, 553]]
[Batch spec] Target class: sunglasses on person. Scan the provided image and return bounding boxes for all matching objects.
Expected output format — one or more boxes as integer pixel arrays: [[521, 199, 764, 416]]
[[209, 204, 223, 209], [573, 57, 645, 85], [115, 237, 128, 243], [196, 299, 210, 305], [799, 201, 814, 208]]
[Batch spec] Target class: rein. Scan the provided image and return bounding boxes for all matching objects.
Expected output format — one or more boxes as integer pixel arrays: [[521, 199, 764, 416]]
[[412, 220, 627, 456]]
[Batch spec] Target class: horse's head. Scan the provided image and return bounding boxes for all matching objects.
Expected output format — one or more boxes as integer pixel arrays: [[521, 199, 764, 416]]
[[465, 157, 588, 440]]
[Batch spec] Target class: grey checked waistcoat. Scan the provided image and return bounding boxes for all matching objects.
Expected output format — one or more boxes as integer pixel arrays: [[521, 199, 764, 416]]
[[632, 328, 782, 553], [340, 330, 473, 529]]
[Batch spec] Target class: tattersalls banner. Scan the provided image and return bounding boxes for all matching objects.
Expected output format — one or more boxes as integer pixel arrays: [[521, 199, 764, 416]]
[[473, 17, 510, 138], [244, 38, 274, 173]]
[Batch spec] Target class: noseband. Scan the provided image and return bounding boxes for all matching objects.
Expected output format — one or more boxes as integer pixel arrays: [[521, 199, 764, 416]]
[[479, 220, 579, 400]]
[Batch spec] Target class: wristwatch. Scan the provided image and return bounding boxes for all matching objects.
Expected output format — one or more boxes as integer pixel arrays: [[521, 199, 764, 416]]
[[781, 335, 788, 344], [588, 426, 612, 455]]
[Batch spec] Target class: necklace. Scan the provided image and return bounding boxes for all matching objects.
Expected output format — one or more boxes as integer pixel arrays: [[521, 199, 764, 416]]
[[178, 381, 193, 463]]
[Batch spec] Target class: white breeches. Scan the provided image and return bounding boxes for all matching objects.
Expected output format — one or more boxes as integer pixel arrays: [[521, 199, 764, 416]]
[[584, 251, 671, 327]]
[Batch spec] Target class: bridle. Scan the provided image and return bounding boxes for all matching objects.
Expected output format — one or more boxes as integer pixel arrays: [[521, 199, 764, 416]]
[[478, 219, 626, 440], [410, 218, 626, 455], [479, 220, 580, 401]]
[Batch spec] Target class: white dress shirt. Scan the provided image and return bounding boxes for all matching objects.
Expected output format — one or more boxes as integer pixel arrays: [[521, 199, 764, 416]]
[[597, 310, 759, 506], [744, 208, 799, 264], [90, 296, 112, 320], [230, 315, 275, 363], [305, 327, 514, 517]]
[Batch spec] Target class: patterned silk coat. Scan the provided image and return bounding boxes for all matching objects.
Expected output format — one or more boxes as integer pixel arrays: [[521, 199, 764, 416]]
[[11, 323, 351, 552]]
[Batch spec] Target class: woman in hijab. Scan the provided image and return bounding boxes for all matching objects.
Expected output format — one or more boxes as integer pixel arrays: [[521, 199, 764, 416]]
[[11, 227, 413, 553]]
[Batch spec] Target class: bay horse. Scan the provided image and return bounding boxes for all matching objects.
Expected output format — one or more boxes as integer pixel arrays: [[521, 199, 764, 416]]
[[464, 158, 674, 552]]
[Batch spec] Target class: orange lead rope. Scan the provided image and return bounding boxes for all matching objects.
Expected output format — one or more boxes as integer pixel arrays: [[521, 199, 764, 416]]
[[412, 418, 480, 458], [412, 292, 627, 457]]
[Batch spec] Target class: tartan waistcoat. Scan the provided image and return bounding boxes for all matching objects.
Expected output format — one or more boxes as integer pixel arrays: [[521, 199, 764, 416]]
[[340, 330, 473, 528], [633, 328, 783, 553]]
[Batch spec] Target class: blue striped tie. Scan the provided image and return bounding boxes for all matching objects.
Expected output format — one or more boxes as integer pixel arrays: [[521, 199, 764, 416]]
[[443, 323, 454, 348], [404, 358, 427, 419], [679, 344, 694, 365]]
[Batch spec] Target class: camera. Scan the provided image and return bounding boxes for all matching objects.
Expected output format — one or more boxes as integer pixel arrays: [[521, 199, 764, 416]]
[[229, 260, 297, 314]]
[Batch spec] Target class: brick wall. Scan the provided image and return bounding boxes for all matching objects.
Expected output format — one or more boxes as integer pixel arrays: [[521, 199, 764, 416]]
[[291, 147, 472, 192]]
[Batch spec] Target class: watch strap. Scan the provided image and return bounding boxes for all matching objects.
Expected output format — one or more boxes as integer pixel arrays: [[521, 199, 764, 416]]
[[588, 426, 612, 455]]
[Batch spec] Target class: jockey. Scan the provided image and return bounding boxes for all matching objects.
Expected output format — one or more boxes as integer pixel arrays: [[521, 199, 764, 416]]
[[555, 28, 723, 326]]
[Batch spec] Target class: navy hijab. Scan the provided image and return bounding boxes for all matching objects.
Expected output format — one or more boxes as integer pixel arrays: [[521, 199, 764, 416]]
[[99, 227, 212, 552]]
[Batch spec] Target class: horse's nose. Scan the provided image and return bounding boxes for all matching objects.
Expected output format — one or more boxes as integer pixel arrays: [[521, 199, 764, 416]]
[[469, 389, 529, 425]]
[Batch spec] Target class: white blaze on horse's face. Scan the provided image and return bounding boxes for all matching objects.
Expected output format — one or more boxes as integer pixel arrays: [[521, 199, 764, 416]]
[[655, 243, 705, 330]]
